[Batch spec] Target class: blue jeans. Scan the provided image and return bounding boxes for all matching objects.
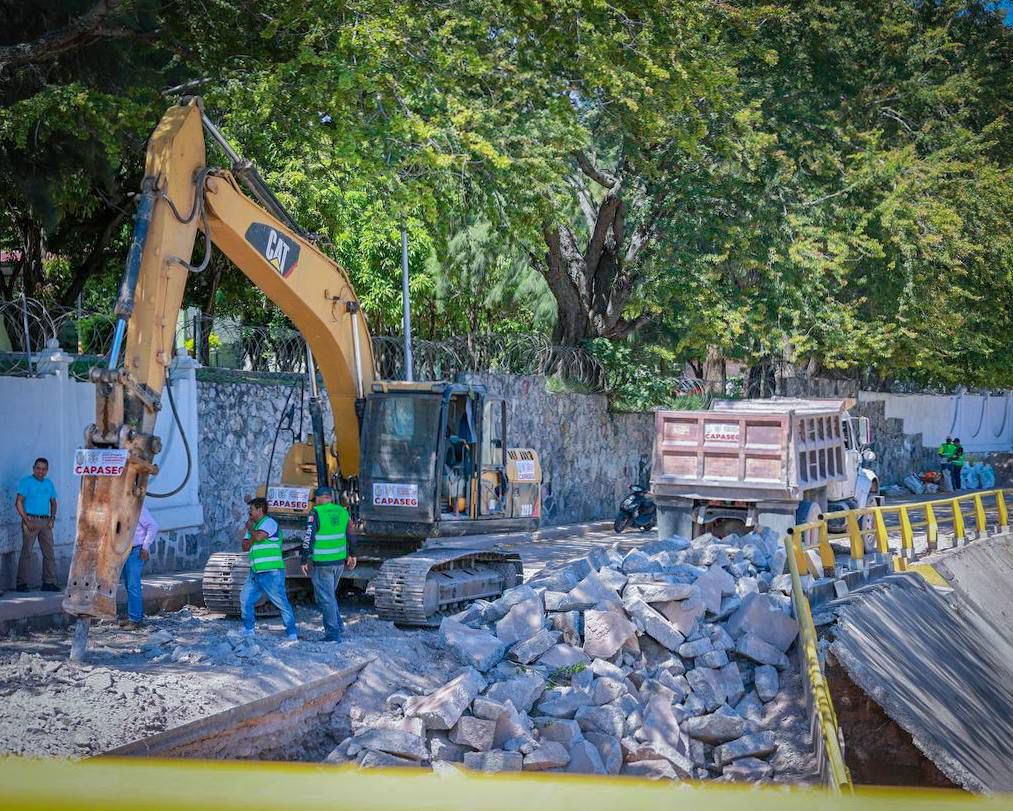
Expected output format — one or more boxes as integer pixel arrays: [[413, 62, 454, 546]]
[[120, 546, 145, 622], [240, 569, 298, 637], [311, 564, 345, 641]]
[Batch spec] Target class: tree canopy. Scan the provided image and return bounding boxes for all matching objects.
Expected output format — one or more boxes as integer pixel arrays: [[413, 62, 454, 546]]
[[1, 0, 1010, 392]]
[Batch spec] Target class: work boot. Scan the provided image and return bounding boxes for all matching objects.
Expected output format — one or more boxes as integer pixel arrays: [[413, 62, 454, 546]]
[[41, 583, 61, 593], [122, 620, 144, 630], [15, 584, 29, 593]]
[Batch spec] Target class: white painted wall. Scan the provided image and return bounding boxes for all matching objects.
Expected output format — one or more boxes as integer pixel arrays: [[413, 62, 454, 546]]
[[0, 347, 202, 586], [860, 391, 1013, 453]]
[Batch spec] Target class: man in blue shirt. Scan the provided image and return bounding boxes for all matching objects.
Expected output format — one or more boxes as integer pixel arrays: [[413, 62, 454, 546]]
[[15, 457, 59, 592]]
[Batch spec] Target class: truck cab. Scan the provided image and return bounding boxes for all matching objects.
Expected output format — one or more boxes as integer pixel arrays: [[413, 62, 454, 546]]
[[358, 381, 540, 541]]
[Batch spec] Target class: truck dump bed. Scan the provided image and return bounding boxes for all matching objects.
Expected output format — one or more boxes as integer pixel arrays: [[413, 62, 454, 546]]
[[652, 403, 848, 502]]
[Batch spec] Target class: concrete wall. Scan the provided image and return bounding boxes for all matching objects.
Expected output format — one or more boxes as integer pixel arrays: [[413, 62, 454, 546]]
[[859, 391, 1013, 453], [0, 349, 203, 587]]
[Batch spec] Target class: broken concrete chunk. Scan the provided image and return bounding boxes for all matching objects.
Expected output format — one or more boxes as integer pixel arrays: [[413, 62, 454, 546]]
[[621, 549, 657, 574], [533, 716, 584, 747], [591, 676, 628, 706], [726, 593, 799, 652], [430, 732, 467, 763], [582, 609, 637, 659], [712, 596, 741, 621], [439, 618, 507, 673], [486, 673, 545, 714], [597, 566, 628, 592], [735, 634, 790, 669], [723, 756, 774, 781], [523, 741, 571, 771], [754, 665, 779, 702], [626, 597, 685, 651], [694, 565, 737, 614], [584, 731, 622, 775], [590, 658, 626, 681], [404, 668, 486, 730], [686, 667, 726, 711], [683, 706, 745, 744], [639, 695, 694, 777], [710, 625, 736, 652], [656, 596, 706, 636], [569, 571, 623, 607], [718, 662, 746, 707], [535, 687, 592, 719], [566, 739, 607, 774], [574, 704, 625, 738], [508, 628, 560, 665], [450, 717, 496, 752], [696, 649, 729, 669], [447, 603, 486, 627], [734, 691, 765, 726], [351, 728, 428, 761], [678, 637, 714, 659], [496, 595, 545, 646], [625, 582, 697, 603], [492, 700, 535, 749], [472, 696, 509, 721], [537, 643, 590, 670], [463, 750, 523, 772], [359, 750, 423, 769], [622, 758, 678, 780], [543, 591, 568, 611], [655, 670, 688, 703], [713, 731, 777, 766], [548, 611, 582, 646]]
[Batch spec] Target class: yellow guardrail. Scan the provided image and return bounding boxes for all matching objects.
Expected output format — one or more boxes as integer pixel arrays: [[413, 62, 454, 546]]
[[788, 488, 1011, 578], [782, 534, 852, 792]]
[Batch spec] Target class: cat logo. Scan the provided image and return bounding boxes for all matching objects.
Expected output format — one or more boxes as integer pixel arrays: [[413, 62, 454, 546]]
[[244, 223, 301, 277]]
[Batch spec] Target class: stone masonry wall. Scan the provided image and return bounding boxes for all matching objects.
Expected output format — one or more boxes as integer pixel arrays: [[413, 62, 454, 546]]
[[460, 374, 655, 526]]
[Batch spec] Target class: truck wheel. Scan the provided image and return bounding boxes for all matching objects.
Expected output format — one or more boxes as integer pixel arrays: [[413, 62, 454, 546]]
[[794, 500, 822, 547]]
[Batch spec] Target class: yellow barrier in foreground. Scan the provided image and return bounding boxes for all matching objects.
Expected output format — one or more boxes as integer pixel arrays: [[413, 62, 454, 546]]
[[782, 535, 852, 792], [790, 488, 1011, 577], [0, 756, 1006, 811]]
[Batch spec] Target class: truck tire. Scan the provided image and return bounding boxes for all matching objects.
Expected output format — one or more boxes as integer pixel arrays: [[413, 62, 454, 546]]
[[794, 500, 822, 547]]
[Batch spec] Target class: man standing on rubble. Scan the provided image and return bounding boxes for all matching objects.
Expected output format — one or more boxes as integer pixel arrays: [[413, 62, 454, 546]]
[[300, 486, 355, 643], [240, 497, 298, 641], [119, 503, 158, 629]]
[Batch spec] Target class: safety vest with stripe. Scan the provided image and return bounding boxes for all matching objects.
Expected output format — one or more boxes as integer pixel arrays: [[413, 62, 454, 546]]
[[311, 503, 349, 564], [246, 517, 285, 573]]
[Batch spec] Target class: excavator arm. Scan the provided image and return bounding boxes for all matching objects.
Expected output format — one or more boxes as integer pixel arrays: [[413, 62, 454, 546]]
[[63, 99, 374, 629]]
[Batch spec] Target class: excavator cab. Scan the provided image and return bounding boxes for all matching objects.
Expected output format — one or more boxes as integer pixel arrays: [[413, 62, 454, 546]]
[[358, 381, 541, 541]]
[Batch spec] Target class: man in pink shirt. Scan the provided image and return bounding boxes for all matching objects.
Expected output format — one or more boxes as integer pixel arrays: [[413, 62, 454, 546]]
[[120, 504, 158, 629]]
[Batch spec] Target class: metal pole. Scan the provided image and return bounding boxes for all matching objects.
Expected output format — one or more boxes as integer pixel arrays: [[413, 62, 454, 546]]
[[401, 222, 414, 382], [20, 292, 31, 375]]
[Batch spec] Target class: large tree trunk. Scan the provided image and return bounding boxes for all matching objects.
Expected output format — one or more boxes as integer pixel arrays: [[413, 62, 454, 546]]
[[531, 152, 662, 346]]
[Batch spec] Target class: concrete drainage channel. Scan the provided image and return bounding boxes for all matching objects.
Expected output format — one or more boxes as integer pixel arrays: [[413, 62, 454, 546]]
[[100, 661, 369, 761]]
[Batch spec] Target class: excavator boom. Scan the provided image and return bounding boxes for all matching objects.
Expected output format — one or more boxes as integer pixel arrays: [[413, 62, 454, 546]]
[[63, 99, 374, 629]]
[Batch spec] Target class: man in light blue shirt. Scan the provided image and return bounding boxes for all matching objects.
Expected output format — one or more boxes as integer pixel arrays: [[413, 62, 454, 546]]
[[14, 457, 59, 592], [120, 504, 158, 628]]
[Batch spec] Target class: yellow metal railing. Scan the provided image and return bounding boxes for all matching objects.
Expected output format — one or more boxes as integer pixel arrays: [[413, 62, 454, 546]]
[[788, 488, 1011, 577], [782, 534, 852, 792]]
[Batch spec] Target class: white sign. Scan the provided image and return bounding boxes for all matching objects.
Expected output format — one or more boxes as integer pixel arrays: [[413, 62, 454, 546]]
[[513, 459, 536, 481], [373, 482, 419, 508], [519, 503, 534, 517], [73, 448, 129, 477], [704, 423, 741, 443], [267, 486, 311, 511]]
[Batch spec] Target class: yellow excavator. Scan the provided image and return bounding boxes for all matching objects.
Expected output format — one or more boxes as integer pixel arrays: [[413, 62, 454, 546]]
[[63, 98, 541, 656]]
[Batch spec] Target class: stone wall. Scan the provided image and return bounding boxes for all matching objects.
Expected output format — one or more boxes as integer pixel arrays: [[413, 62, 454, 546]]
[[460, 374, 655, 525]]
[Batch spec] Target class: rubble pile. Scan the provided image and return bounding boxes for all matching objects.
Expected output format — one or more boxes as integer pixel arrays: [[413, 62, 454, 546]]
[[325, 528, 800, 782]]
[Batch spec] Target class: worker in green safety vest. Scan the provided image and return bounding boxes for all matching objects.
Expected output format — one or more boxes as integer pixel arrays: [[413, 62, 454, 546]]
[[938, 436, 956, 486], [300, 486, 356, 642], [240, 497, 298, 641], [951, 438, 965, 491]]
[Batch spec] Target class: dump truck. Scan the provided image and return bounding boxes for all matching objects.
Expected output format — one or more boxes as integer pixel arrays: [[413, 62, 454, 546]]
[[651, 397, 878, 540]]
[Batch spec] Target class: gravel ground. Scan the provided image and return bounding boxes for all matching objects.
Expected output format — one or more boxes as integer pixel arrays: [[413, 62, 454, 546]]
[[0, 596, 450, 759]]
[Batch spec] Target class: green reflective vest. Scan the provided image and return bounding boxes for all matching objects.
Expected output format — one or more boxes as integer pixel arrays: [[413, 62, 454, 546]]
[[939, 441, 956, 460], [246, 517, 285, 573], [311, 503, 349, 564]]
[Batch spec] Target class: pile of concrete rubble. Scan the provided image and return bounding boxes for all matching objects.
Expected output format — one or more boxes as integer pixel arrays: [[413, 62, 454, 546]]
[[326, 529, 800, 781]]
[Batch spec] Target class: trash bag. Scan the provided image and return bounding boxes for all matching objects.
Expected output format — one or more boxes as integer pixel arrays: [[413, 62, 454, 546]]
[[924, 483, 939, 494], [979, 464, 996, 489], [939, 468, 954, 492], [903, 474, 926, 495], [960, 464, 980, 490]]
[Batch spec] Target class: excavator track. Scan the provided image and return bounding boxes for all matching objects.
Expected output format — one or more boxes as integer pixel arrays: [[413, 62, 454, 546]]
[[373, 547, 523, 626], [201, 552, 278, 617]]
